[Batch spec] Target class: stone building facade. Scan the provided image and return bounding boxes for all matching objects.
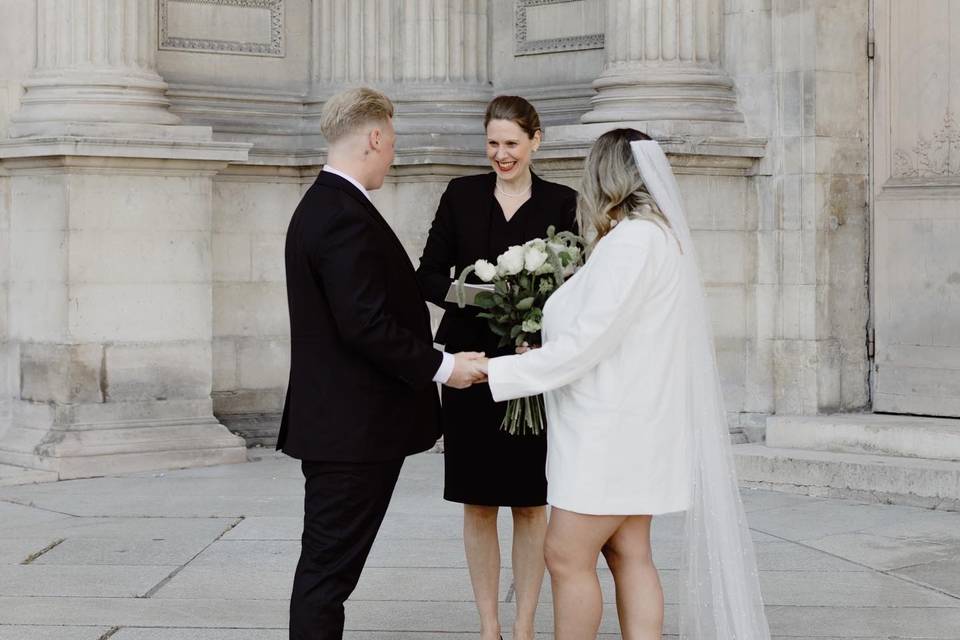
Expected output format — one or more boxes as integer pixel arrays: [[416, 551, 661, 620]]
[[0, 1, 956, 501]]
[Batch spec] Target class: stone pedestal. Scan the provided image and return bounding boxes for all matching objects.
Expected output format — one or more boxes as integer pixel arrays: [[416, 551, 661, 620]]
[[582, 0, 745, 134], [0, 0, 250, 479]]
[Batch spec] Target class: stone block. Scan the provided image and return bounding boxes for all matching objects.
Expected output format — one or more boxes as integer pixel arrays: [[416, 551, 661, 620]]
[[0, 178, 8, 231], [814, 0, 868, 73], [0, 565, 173, 597], [19, 342, 103, 404], [773, 412, 960, 459], [779, 173, 802, 230], [237, 339, 289, 390], [0, 284, 7, 339], [104, 342, 212, 402], [777, 71, 807, 137], [69, 229, 211, 284], [775, 1, 814, 72], [213, 233, 251, 283], [744, 336, 775, 414], [756, 230, 778, 285], [69, 174, 211, 232], [212, 338, 238, 392], [213, 283, 288, 338], [736, 10, 773, 76], [213, 181, 300, 235], [815, 136, 868, 176], [816, 173, 867, 230], [693, 230, 750, 285], [212, 388, 284, 416], [9, 230, 67, 283], [7, 282, 69, 342], [9, 175, 67, 231], [705, 285, 747, 339], [251, 234, 285, 283], [772, 339, 819, 414], [69, 283, 212, 342], [814, 71, 868, 138], [715, 337, 747, 411]]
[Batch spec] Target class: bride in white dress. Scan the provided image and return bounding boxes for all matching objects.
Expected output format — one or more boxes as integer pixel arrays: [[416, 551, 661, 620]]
[[479, 129, 770, 639]]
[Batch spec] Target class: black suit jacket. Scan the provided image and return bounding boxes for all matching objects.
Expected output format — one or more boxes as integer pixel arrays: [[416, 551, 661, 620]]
[[278, 171, 443, 462], [416, 171, 578, 353]]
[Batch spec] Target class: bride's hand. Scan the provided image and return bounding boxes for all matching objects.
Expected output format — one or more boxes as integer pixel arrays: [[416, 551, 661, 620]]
[[515, 342, 540, 354]]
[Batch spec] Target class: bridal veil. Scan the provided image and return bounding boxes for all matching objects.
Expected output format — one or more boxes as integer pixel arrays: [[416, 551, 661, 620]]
[[631, 140, 771, 640]]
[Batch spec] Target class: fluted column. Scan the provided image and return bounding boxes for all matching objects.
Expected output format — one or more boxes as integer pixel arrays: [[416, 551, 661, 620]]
[[308, 0, 492, 141], [582, 0, 743, 126], [10, 0, 182, 137]]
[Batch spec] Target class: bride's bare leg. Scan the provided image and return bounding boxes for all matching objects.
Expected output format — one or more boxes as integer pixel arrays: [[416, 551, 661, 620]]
[[601, 515, 662, 640], [545, 508, 626, 640]]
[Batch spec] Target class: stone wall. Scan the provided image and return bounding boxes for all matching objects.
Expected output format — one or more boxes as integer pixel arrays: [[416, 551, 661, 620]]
[[0, 0, 879, 468]]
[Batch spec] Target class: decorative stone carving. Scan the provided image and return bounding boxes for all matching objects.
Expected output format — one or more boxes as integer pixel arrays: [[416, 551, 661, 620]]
[[893, 111, 960, 179], [159, 0, 285, 57], [514, 0, 604, 56], [582, 0, 744, 130]]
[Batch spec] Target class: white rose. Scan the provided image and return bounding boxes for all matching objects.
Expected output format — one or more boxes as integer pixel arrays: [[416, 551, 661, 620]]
[[523, 246, 549, 273], [474, 259, 497, 282], [497, 245, 525, 276]]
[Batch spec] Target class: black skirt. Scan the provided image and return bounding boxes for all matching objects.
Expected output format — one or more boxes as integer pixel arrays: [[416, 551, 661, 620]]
[[442, 326, 547, 507]]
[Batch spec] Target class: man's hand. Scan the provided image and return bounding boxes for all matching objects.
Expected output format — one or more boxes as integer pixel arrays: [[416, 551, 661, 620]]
[[446, 352, 487, 389]]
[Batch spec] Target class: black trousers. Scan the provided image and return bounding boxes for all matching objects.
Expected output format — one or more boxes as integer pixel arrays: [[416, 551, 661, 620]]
[[289, 457, 405, 640]]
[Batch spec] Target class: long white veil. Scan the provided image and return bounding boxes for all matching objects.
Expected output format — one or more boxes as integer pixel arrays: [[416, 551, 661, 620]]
[[631, 140, 771, 640]]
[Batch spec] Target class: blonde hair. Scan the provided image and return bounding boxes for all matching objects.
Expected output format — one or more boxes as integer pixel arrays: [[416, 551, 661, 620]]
[[577, 128, 674, 250], [320, 87, 395, 144]]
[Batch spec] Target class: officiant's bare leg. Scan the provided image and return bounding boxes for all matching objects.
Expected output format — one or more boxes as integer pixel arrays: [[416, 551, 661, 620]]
[[464, 504, 502, 640], [511, 506, 547, 640], [601, 515, 662, 640], [545, 509, 627, 640]]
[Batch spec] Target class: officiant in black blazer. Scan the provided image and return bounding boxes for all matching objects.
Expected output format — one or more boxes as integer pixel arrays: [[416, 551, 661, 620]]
[[278, 87, 486, 640], [416, 95, 578, 640]]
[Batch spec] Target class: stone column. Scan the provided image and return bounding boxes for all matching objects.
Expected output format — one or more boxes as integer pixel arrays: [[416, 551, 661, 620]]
[[0, 0, 250, 478], [10, 0, 187, 137], [582, 0, 744, 131], [307, 0, 492, 147]]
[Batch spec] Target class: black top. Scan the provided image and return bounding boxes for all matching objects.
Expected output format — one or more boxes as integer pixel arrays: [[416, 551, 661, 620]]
[[417, 171, 579, 353], [278, 171, 443, 462]]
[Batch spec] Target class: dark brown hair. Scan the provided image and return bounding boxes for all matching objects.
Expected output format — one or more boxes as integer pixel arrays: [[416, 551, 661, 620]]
[[483, 95, 542, 139]]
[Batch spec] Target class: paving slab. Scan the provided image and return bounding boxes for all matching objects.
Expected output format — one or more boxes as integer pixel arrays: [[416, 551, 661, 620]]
[[0, 452, 956, 638], [33, 534, 225, 566], [0, 625, 111, 640], [0, 565, 172, 597], [802, 530, 960, 571], [893, 556, 960, 599], [0, 538, 64, 565]]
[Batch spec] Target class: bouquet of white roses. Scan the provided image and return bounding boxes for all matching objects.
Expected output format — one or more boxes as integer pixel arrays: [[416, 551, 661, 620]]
[[455, 225, 584, 436]]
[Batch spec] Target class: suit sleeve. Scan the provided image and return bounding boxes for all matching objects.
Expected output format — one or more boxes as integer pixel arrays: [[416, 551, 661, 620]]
[[415, 185, 462, 313], [309, 206, 443, 389], [487, 235, 652, 402]]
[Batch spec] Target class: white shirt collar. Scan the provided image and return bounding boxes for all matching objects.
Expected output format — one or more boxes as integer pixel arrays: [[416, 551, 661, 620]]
[[322, 165, 371, 203]]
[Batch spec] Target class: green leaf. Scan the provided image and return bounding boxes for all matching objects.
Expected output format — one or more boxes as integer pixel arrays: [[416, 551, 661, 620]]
[[495, 279, 509, 296], [510, 325, 522, 338], [515, 296, 535, 311], [488, 322, 508, 337]]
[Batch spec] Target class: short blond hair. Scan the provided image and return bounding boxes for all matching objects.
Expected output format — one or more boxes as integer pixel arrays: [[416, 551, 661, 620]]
[[320, 87, 395, 144]]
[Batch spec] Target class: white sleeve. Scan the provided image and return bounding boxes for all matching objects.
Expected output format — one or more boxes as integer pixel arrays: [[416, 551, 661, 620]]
[[432, 351, 455, 384], [487, 233, 654, 402]]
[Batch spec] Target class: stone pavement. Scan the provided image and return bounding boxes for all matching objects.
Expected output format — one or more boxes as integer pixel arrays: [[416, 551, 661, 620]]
[[0, 451, 958, 640]]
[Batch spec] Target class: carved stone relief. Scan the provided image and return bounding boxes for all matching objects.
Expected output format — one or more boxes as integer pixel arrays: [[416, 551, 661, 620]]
[[894, 111, 960, 179], [159, 0, 285, 57], [514, 0, 604, 56]]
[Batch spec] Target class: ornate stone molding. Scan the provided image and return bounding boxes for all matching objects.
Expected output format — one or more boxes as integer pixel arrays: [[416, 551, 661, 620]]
[[514, 0, 604, 56], [893, 111, 960, 179], [159, 0, 285, 57]]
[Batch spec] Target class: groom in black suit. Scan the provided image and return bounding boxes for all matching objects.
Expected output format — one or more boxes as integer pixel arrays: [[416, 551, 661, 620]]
[[279, 87, 486, 639]]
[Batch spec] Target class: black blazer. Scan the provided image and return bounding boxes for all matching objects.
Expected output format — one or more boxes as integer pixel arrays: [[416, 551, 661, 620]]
[[417, 172, 578, 353], [278, 171, 443, 462]]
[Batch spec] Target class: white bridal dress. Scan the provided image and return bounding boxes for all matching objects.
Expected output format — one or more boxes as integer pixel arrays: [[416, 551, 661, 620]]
[[488, 140, 771, 639]]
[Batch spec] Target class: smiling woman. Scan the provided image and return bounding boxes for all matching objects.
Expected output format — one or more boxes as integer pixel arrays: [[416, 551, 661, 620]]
[[415, 95, 579, 640]]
